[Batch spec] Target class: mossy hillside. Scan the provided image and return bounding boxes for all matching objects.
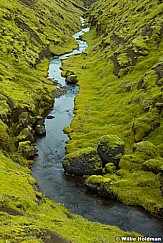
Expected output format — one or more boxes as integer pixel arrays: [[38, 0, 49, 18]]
[[0, 150, 142, 242], [61, 0, 163, 213], [0, 0, 84, 159]]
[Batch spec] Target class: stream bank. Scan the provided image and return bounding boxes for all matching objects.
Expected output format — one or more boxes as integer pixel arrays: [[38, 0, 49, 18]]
[[31, 18, 163, 239]]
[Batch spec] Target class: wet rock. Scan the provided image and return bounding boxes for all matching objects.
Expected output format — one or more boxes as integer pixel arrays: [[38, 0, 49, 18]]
[[85, 175, 103, 191], [97, 135, 124, 167], [47, 115, 55, 119], [18, 140, 37, 159], [62, 147, 102, 176], [35, 124, 46, 136], [34, 116, 46, 135], [97, 178, 116, 199], [66, 75, 78, 84]]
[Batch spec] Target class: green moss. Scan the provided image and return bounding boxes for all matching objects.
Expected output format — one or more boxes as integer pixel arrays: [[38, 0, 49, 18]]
[[99, 135, 124, 148], [132, 37, 149, 55], [142, 159, 163, 174], [158, 143, 163, 157], [0, 149, 142, 242], [113, 170, 163, 214], [104, 163, 116, 174], [65, 147, 97, 160], [133, 110, 160, 142]]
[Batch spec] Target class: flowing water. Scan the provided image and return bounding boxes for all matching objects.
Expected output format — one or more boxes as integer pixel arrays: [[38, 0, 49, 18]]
[[31, 17, 163, 239]]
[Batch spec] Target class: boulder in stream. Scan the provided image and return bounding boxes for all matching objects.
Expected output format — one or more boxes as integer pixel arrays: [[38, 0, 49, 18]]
[[62, 147, 102, 176], [66, 75, 78, 84]]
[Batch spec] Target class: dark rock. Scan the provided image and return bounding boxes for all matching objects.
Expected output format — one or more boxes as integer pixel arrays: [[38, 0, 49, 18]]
[[97, 178, 116, 199], [97, 135, 124, 167], [35, 124, 46, 136], [47, 115, 55, 119], [85, 175, 103, 191], [62, 147, 102, 176], [34, 116, 46, 135], [104, 162, 116, 174], [66, 75, 78, 84]]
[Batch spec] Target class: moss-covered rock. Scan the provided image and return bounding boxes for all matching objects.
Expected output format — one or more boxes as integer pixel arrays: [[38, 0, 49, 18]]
[[133, 141, 159, 159], [133, 110, 160, 142], [66, 74, 78, 84], [85, 175, 103, 191], [62, 147, 102, 175], [16, 127, 34, 143], [119, 141, 160, 171], [18, 140, 37, 159], [104, 162, 116, 174], [142, 159, 163, 174], [119, 154, 145, 171], [97, 135, 124, 167], [97, 178, 116, 199]]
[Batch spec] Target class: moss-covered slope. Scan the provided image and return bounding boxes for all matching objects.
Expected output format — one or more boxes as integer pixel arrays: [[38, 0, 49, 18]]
[[0, 0, 84, 160], [61, 0, 163, 215]]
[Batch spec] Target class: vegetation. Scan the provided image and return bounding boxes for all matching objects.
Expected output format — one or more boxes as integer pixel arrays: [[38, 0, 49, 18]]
[[61, 0, 163, 215], [0, 0, 142, 241]]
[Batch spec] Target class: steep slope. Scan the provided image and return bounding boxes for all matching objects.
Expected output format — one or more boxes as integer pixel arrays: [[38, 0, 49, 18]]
[[0, 0, 84, 162], [61, 0, 163, 215]]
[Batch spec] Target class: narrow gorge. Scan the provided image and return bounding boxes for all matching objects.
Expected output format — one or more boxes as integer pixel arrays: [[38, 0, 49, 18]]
[[0, 0, 163, 242]]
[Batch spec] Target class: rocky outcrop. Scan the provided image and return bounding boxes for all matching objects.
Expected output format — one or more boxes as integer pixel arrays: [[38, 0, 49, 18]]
[[18, 140, 37, 159], [97, 178, 116, 199], [85, 175, 116, 199], [97, 135, 124, 167], [62, 147, 102, 176], [85, 175, 103, 191]]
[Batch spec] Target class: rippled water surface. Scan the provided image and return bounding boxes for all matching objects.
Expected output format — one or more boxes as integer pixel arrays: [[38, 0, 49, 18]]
[[31, 17, 163, 239]]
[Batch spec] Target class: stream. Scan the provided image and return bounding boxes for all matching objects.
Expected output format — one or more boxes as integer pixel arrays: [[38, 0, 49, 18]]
[[31, 17, 163, 239]]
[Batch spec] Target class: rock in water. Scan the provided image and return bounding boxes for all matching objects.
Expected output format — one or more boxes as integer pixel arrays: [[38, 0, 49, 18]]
[[66, 75, 78, 84], [62, 147, 102, 176]]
